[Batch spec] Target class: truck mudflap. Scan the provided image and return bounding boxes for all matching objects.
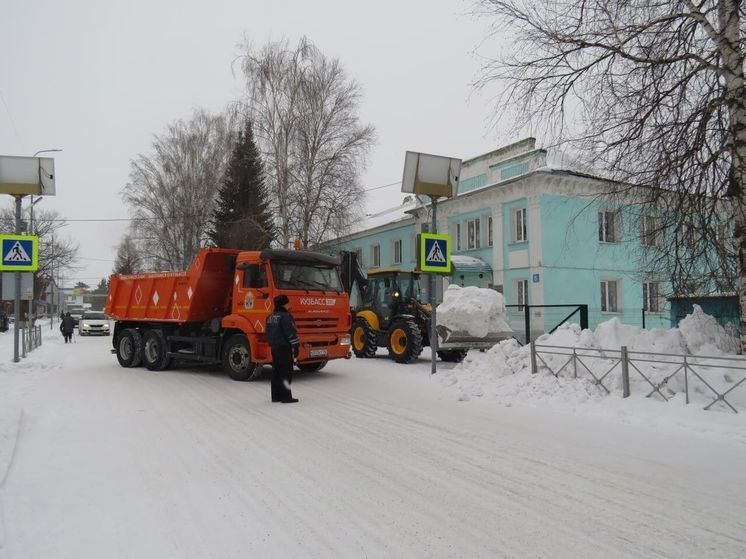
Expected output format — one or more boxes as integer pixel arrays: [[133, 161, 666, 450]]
[[435, 325, 512, 350]]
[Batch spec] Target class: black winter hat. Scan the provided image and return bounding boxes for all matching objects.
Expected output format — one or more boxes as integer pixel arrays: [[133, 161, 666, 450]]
[[273, 294, 289, 309]]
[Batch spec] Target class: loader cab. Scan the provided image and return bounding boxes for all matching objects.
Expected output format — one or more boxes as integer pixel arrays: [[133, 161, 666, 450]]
[[365, 269, 423, 329]]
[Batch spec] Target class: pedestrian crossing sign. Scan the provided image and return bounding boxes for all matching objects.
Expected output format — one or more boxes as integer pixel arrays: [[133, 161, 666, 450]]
[[419, 233, 451, 274], [0, 234, 38, 272]]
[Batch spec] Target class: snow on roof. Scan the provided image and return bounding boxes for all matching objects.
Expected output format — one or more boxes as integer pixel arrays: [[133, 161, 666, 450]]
[[351, 199, 417, 234], [451, 255, 492, 271]]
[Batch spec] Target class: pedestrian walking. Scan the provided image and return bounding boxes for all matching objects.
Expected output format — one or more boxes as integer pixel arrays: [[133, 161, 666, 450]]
[[60, 311, 75, 343], [266, 295, 300, 403]]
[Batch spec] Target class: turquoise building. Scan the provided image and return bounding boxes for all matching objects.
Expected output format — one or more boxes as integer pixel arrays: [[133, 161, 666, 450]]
[[324, 138, 707, 335]]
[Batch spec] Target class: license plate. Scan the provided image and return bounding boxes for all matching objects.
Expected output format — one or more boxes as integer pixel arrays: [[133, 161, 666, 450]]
[[310, 349, 327, 358]]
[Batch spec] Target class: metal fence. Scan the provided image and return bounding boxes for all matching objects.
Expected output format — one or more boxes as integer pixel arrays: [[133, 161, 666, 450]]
[[530, 342, 746, 413], [21, 324, 43, 357]]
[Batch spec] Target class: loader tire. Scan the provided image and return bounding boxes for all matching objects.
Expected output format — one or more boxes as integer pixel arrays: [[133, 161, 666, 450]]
[[352, 318, 378, 358], [222, 334, 262, 381], [438, 349, 468, 363], [387, 317, 423, 364], [142, 329, 172, 371], [116, 328, 143, 368]]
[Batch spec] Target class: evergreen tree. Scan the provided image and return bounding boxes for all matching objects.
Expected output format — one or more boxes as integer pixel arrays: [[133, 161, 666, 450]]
[[113, 234, 142, 275], [209, 120, 274, 249], [94, 278, 109, 294]]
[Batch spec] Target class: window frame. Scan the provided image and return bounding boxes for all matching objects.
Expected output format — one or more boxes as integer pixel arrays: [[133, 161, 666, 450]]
[[514, 278, 529, 312], [642, 281, 662, 313], [456, 223, 462, 251], [599, 210, 621, 243], [467, 218, 481, 249], [640, 214, 660, 247], [370, 244, 380, 268], [392, 239, 402, 265], [488, 216, 493, 247], [600, 279, 620, 313], [512, 207, 527, 243]]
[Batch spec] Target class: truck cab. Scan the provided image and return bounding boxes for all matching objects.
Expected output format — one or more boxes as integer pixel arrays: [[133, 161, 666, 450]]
[[222, 250, 351, 374]]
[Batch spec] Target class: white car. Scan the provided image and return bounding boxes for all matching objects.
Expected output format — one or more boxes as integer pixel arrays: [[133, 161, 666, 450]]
[[78, 312, 111, 336]]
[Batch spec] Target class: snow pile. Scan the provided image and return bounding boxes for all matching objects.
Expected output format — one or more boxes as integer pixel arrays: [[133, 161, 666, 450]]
[[436, 285, 511, 338], [678, 305, 740, 354], [441, 306, 745, 415]]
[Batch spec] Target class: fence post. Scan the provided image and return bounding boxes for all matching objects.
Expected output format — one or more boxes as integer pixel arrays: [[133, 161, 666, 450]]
[[621, 346, 630, 398], [530, 341, 537, 374], [579, 304, 588, 330], [572, 348, 577, 378], [524, 305, 531, 344], [641, 308, 646, 329], [21, 328, 26, 358], [684, 356, 689, 404]]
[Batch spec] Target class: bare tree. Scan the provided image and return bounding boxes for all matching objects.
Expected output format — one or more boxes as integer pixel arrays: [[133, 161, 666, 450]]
[[475, 0, 746, 345], [112, 234, 142, 275], [0, 205, 79, 300], [123, 108, 236, 270], [237, 37, 375, 247]]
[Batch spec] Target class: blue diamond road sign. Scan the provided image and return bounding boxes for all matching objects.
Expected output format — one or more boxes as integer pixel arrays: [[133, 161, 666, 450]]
[[419, 233, 451, 273], [0, 235, 38, 272]]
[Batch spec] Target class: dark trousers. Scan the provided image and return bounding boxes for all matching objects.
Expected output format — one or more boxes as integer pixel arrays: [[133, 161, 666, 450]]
[[271, 345, 294, 402], [62, 332, 72, 343]]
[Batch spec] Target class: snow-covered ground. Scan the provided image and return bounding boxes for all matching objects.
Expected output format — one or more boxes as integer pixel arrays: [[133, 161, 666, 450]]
[[1, 320, 745, 558]]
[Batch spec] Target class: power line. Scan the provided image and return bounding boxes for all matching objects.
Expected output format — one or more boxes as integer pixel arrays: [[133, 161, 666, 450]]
[[40, 180, 403, 223]]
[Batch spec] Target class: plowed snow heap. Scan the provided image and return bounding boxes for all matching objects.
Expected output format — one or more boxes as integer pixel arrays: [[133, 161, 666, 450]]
[[437, 285, 512, 339]]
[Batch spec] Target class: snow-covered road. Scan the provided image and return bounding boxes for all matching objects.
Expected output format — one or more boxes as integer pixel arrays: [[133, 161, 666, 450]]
[[1, 332, 745, 558]]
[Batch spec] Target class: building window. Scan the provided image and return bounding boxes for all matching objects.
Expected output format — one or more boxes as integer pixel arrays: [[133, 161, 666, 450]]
[[679, 221, 696, 250], [488, 216, 493, 247], [392, 239, 402, 264], [599, 210, 621, 243], [643, 281, 661, 313], [515, 279, 529, 311], [456, 223, 461, 251], [512, 207, 527, 242], [411, 235, 418, 262], [467, 219, 481, 249], [601, 280, 619, 313], [370, 244, 380, 268], [640, 215, 660, 247], [716, 223, 730, 247]]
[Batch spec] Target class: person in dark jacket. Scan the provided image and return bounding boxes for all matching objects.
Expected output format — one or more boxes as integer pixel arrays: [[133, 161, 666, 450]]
[[60, 312, 75, 343], [266, 294, 300, 403]]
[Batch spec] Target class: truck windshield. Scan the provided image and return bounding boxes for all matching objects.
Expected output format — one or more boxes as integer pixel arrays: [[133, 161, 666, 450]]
[[271, 262, 342, 292]]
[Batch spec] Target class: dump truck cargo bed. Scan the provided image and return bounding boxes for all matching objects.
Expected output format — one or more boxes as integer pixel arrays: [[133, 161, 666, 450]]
[[105, 249, 239, 323]]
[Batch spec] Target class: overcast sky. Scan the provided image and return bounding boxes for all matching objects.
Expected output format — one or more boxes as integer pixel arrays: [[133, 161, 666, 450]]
[[0, 0, 510, 285]]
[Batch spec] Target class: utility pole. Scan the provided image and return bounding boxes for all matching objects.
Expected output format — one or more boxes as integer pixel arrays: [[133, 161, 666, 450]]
[[13, 195, 22, 362], [429, 195, 438, 376]]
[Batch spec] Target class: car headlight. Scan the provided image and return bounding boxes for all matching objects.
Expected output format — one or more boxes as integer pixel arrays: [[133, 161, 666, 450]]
[[103, 324, 110, 329], [81, 322, 89, 328], [340, 336, 351, 346]]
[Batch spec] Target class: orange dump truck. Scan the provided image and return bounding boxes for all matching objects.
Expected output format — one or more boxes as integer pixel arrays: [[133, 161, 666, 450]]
[[105, 248, 352, 380]]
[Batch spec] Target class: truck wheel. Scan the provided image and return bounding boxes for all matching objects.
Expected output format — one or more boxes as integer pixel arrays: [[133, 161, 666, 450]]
[[352, 318, 377, 358], [297, 360, 327, 373], [142, 330, 172, 371], [438, 349, 468, 363], [116, 328, 143, 368], [222, 334, 262, 381], [387, 318, 423, 364]]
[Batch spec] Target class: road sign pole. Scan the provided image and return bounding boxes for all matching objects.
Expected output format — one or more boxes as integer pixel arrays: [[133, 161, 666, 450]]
[[13, 196, 21, 363], [430, 196, 438, 375]]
